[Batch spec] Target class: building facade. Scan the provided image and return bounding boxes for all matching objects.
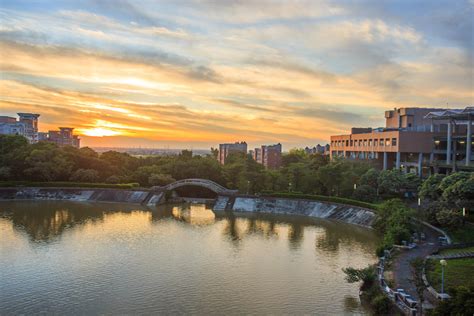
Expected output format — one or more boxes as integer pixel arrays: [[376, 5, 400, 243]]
[[253, 143, 282, 169], [304, 144, 329, 155], [39, 127, 80, 148], [218, 142, 247, 164], [0, 113, 40, 143], [330, 107, 473, 176]]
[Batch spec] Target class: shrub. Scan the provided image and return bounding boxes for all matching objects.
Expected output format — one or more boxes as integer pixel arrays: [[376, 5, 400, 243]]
[[105, 175, 121, 184], [352, 184, 377, 203], [371, 295, 391, 315]]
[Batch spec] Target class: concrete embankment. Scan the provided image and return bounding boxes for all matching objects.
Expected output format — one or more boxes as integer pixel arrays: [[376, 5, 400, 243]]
[[0, 188, 376, 227], [213, 195, 375, 227], [0, 187, 164, 206]]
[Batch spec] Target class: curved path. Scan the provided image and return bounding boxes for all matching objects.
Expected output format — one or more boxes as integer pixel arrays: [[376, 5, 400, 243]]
[[392, 224, 443, 307]]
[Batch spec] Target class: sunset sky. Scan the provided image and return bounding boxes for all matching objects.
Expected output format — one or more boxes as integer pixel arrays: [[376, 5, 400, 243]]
[[0, 0, 472, 149]]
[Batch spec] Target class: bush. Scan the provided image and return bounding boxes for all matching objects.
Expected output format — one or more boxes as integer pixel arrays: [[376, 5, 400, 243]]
[[371, 295, 391, 315], [105, 175, 121, 184], [352, 184, 377, 203]]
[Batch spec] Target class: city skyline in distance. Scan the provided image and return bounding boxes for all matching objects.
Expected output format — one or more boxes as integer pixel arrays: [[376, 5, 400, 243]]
[[1, 0, 472, 149]]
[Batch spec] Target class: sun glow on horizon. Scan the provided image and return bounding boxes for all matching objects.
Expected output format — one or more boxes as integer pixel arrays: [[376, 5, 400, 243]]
[[79, 127, 121, 137]]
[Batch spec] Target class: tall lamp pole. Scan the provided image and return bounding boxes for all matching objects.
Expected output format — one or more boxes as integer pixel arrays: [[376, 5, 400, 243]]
[[440, 259, 447, 294]]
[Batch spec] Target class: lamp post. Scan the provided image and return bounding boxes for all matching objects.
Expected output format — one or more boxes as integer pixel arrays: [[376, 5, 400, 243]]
[[247, 180, 250, 195], [288, 182, 292, 193], [440, 259, 447, 294]]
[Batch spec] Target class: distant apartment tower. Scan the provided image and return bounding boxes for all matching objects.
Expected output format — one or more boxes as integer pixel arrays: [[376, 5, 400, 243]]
[[0, 113, 40, 143], [253, 143, 282, 169], [39, 127, 80, 148], [305, 144, 329, 155], [218, 142, 247, 164], [330, 107, 474, 176]]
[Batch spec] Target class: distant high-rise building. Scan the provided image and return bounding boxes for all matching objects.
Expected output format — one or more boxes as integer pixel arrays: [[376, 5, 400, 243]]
[[0, 113, 40, 143], [253, 143, 282, 169], [218, 142, 247, 164]]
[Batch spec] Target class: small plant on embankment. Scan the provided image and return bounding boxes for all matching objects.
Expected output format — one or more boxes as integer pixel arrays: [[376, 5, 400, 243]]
[[342, 265, 393, 315]]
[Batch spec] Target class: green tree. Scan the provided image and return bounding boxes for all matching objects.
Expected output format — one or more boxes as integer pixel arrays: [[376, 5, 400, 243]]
[[70, 169, 99, 182], [432, 286, 474, 316], [419, 174, 445, 200], [148, 174, 175, 186]]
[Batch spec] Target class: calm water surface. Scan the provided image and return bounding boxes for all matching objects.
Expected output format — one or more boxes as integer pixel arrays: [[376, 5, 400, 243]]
[[0, 201, 379, 315]]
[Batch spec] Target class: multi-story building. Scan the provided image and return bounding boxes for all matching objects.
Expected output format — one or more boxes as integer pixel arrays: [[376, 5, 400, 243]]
[[218, 142, 247, 164], [305, 144, 329, 155], [253, 143, 282, 169], [330, 107, 473, 176], [0, 113, 40, 143], [39, 127, 80, 148]]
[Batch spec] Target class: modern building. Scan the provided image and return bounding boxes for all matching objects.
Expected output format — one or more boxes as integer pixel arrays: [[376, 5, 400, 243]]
[[39, 127, 80, 148], [305, 144, 329, 155], [0, 113, 40, 143], [218, 142, 247, 164], [330, 107, 473, 176], [253, 143, 282, 169]]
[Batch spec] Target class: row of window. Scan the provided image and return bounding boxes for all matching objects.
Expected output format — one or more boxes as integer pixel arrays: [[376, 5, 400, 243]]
[[331, 138, 397, 148]]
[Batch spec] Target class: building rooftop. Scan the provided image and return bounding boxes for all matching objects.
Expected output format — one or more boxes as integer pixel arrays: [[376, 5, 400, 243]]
[[425, 107, 474, 120]]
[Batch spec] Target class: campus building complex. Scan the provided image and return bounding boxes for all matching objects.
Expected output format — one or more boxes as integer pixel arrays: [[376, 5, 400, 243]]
[[0, 113, 40, 143], [218, 142, 247, 164], [39, 127, 80, 148], [0, 113, 80, 148], [252, 143, 282, 169], [330, 107, 473, 176]]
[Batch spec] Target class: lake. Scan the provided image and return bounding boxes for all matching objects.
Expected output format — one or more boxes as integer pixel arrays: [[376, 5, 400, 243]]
[[0, 201, 379, 315]]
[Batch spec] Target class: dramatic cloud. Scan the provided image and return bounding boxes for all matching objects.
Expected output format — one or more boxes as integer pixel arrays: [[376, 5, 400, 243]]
[[0, 0, 472, 149]]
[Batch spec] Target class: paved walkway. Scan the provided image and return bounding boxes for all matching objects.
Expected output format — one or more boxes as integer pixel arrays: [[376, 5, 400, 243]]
[[392, 225, 443, 304]]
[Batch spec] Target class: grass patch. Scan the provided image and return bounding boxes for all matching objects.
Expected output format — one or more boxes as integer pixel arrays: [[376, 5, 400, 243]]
[[440, 246, 474, 256], [262, 192, 379, 211], [0, 181, 141, 189], [426, 258, 474, 292]]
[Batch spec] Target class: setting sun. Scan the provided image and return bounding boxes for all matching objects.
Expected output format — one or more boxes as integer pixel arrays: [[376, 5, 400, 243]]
[[80, 127, 121, 137]]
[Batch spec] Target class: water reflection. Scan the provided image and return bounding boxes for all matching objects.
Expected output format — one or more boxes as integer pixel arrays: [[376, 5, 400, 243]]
[[0, 202, 378, 253], [0, 201, 380, 315], [171, 204, 216, 225]]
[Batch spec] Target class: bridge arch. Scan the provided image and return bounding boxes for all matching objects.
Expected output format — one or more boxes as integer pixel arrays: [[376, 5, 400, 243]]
[[153, 178, 238, 195]]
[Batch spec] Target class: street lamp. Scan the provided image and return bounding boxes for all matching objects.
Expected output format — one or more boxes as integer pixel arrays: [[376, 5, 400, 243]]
[[440, 259, 448, 294], [288, 182, 292, 192], [247, 180, 250, 195], [353, 183, 357, 190]]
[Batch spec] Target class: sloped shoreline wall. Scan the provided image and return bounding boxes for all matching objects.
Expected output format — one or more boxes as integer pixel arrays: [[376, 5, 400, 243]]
[[0, 187, 163, 205], [214, 196, 375, 227]]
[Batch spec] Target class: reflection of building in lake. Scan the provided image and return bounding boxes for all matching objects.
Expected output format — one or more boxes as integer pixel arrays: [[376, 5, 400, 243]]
[[171, 204, 216, 225]]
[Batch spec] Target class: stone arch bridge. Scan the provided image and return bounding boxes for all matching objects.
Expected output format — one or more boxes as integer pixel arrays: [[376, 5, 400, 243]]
[[153, 178, 238, 195]]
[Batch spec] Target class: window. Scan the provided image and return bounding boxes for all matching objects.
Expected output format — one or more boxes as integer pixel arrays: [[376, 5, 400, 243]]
[[385, 138, 390, 146], [380, 139, 384, 146], [368, 139, 372, 147], [363, 139, 367, 147], [392, 138, 397, 146], [346, 140, 349, 146], [359, 140, 362, 147], [350, 140, 353, 146]]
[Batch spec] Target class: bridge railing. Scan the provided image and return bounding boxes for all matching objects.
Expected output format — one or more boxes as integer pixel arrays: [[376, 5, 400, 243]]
[[158, 178, 237, 194]]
